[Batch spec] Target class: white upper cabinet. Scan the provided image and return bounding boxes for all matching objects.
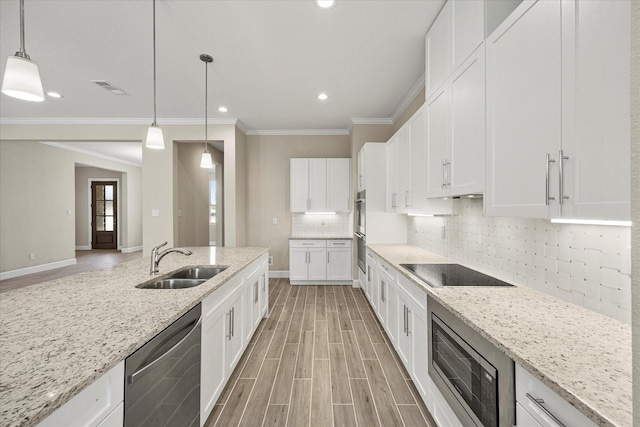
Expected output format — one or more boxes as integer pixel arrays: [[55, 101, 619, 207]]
[[396, 125, 411, 213], [327, 158, 351, 213], [407, 106, 427, 214], [425, 88, 451, 199], [290, 158, 351, 213], [485, 0, 630, 221], [386, 136, 399, 213], [426, 0, 484, 99]]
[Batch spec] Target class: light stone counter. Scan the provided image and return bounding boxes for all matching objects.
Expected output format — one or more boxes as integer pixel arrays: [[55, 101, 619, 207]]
[[367, 244, 631, 427], [0, 246, 268, 427], [289, 235, 353, 240]]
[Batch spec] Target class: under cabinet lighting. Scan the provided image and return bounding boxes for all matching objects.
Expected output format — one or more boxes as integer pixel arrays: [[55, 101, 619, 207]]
[[304, 211, 336, 215], [550, 218, 632, 227], [408, 213, 434, 217]]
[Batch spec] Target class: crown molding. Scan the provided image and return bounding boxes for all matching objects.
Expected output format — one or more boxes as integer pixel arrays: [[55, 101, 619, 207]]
[[234, 120, 249, 135], [350, 118, 394, 125], [390, 73, 425, 123], [245, 129, 350, 136], [0, 117, 240, 126]]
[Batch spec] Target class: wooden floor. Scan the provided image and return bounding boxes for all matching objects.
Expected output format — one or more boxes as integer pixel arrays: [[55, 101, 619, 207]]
[[0, 250, 142, 293], [206, 278, 437, 427]]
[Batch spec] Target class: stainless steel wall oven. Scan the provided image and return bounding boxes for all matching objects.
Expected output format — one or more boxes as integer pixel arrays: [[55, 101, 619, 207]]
[[428, 296, 514, 427]]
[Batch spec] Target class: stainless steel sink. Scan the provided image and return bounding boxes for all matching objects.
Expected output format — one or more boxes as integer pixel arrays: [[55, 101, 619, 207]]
[[138, 278, 206, 289], [169, 266, 227, 280]]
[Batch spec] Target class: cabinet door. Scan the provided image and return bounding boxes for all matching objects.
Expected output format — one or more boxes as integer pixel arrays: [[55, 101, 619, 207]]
[[485, 0, 562, 218], [449, 46, 484, 196], [385, 279, 397, 345], [378, 275, 388, 327], [396, 289, 412, 367], [426, 1, 451, 98], [307, 248, 327, 281], [201, 302, 228, 423], [327, 158, 351, 212], [561, 0, 630, 221], [289, 247, 309, 281], [308, 158, 327, 212], [451, 0, 484, 69], [386, 136, 398, 212], [226, 290, 245, 374], [290, 159, 309, 212], [425, 87, 450, 199], [244, 273, 260, 343], [327, 247, 351, 281], [259, 268, 269, 317], [369, 264, 379, 312], [408, 107, 427, 213], [357, 149, 365, 191], [410, 306, 429, 400], [396, 125, 411, 213]]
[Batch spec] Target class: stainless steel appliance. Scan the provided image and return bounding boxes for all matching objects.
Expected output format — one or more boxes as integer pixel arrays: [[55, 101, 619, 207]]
[[401, 264, 514, 288], [355, 189, 366, 273], [428, 296, 514, 427], [125, 304, 202, 427]]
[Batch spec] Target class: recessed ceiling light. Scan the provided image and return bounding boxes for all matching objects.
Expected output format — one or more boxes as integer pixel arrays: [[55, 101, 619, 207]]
[[46, 91, 63, 98], [218, 106, 228, 112], [317, 93, 328, 100], [317, 0, 335, 9]]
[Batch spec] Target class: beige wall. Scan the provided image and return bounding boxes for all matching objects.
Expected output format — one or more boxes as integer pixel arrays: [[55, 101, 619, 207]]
[[0, 140, 142, 273], [631, 0, 639, 424], [235, 128, 248, 247], [245, 134, 351, 270], [392, 87, 426, 134], [74, 166, 123, 248]]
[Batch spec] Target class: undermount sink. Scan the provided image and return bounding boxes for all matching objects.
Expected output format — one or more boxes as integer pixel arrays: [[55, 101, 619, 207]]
[[138, 278, 205, 289], [168, 266, 227, 280], [137, 266, 228, 289]]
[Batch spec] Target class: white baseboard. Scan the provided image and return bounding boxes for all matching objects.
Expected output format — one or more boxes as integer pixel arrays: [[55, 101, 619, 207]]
[[268, 270, 289, 278], [0, 258, 77, 281], [75, 245, 91, 250], [121, 246, 143, 253]]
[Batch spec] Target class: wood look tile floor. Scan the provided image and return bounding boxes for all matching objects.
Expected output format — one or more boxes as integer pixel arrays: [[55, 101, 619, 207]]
[[205, 278, 437, 427]]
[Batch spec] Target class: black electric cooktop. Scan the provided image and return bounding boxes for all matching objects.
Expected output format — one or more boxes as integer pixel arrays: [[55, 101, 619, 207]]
[[400, 264, 514, 288]]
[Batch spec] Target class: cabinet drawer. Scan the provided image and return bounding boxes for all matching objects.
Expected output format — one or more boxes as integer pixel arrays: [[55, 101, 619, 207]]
[[328, 239, 352, 248], [377, 259, 397, 282], [366, 249, 378, 266], [244, 254, 268, 280], [289, 240, 327, 248], [397, 274, 427, 311], [37, 362, 124, 427], [515, 363, 596, 427]]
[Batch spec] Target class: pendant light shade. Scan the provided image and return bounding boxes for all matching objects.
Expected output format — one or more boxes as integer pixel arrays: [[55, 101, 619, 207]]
[[200, 54, 214, 169], [145, 0, 165, 149], [2, 0, 44, 102]]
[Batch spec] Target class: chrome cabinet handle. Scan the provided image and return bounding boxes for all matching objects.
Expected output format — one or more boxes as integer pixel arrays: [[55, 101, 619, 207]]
[[403, 305, 408, 334], [545, 153, 556, 205], [526, 393, 566, 427], [129, 316, 201, 384], [381, 281, 385, 302], [446, 160, 451, 187], [262, 274, 266, 291], [441, 160, 446, 188], [405, 191, 410, 208], [254, 281, 258, 303], [226, 310, 232, 340], [391, 193, 397, 209], [559, 150, 569, 205], [231, 307, 235, 338]]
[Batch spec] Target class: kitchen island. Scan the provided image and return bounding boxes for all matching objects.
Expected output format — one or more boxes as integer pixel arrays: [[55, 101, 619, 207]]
[[368, 244, 631, 427], [0, 246, 268, 427]]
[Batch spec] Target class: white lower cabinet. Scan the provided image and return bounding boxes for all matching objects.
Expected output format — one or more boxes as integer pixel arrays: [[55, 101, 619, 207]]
[[515, 363, 596, 427], [428, 377, 464, 427], [289, 239, 352, 284], [37, 362, 124, 427]]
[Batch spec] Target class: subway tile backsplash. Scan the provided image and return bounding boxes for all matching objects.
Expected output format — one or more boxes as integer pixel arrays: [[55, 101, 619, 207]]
[[291, 213, 352, 236], [408, 199, 632, 323]]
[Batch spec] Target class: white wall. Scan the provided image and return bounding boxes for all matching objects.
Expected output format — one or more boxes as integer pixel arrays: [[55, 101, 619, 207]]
[[409, 199, 632, 323]]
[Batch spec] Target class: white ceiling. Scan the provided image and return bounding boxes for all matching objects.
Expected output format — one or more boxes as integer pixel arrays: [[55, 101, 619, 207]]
[[0, 0, 445, 133]]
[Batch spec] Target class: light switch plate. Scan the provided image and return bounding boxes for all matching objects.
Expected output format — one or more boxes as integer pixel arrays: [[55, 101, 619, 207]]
[[152, 209, 160, 217]]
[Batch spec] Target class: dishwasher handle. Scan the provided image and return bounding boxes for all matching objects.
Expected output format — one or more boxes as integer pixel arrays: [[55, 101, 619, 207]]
[[128, 316, 202, 384]]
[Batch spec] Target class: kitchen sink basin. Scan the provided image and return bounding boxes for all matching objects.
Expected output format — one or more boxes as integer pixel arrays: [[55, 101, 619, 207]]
[[138, 278, 206, 289], [168, 266, 227, 280]]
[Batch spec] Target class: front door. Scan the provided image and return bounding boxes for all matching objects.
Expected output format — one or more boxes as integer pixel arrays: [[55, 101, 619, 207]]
[[91, 181, 117, 249]]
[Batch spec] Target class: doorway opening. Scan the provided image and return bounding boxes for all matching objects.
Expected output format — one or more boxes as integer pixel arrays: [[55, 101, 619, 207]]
[[91, 180, 118, 249]]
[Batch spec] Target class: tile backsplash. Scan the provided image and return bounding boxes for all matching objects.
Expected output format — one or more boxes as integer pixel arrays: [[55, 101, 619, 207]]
[[408, 199, 632, 323], [292, 213, 352, 236]]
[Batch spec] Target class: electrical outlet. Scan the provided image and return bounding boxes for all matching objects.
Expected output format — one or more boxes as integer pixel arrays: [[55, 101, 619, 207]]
[[268, 256, 273, 265], [29, 253, 35, 260], [272, 218, 277, 225]]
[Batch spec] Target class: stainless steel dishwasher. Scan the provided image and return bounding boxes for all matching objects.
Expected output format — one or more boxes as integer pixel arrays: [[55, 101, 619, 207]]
[[125, 304, 201, 427]]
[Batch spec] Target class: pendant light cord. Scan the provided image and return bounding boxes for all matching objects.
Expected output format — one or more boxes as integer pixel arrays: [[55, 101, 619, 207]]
[[204, 59, 208, 153], [152, 0, 158, 126], [17, 0, 28, 58]]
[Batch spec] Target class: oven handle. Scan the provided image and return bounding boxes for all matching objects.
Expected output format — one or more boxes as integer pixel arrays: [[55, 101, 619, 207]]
[[128, 316, 202, 384], [354, 232, 365, 239]]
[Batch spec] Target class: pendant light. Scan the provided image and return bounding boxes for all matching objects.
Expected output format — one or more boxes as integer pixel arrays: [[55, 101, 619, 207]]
[[200, 54, 214, 169], [1, 0, 45, 102], [145, 0, 165, 149]]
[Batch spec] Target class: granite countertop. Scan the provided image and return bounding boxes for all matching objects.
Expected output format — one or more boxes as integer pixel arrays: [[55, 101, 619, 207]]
[[367, 244, 631, 427], [0, 246, 268, 427], [289, 235, 353, 240]]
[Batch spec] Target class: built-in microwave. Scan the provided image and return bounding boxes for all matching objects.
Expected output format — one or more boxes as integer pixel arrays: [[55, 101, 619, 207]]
[[355, 190, 365, 235], [428, 296, 514, 427]]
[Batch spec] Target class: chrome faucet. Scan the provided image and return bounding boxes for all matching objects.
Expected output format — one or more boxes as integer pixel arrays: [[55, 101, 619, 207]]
[[150, 242, 193, 275]]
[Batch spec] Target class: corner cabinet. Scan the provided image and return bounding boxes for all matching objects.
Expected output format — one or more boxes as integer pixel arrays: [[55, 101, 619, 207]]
[[290, 158, 351, 213], [485, 0, 630, 221]]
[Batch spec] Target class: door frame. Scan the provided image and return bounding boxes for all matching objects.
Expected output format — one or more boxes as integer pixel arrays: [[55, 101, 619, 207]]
[[87, 178, 121, 250]]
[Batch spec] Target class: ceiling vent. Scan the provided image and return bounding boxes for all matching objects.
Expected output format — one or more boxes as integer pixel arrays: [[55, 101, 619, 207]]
[[90, 80, 128, 95]]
